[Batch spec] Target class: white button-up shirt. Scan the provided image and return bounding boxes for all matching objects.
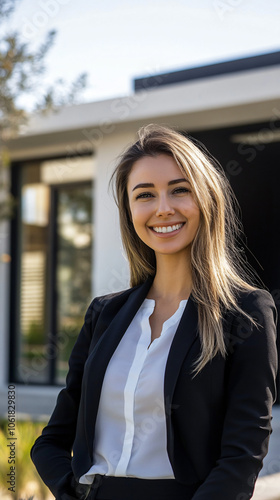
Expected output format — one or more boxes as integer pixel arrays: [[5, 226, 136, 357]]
[[79, 297, 187, 484]]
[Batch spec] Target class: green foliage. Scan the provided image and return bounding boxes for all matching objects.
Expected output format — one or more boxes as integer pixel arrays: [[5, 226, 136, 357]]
[[0, 419, 52, 499], [0, 0, 87, 136], [26, 321, 44, 345]]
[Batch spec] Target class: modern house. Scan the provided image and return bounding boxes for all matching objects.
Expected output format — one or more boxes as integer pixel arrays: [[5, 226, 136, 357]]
[[0, 50, 279, 418]]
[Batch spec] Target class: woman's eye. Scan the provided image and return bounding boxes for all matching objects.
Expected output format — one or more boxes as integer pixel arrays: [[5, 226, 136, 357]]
[[136, 192, 154, 199], [173, 187, 190, 194]]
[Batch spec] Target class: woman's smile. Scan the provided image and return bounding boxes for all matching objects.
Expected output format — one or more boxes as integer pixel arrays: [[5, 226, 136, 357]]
[[149, 222, 185, 235]]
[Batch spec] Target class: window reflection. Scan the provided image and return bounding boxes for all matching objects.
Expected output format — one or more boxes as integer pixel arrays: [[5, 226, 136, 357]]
[[18, 168, 50, 383], [56, 186, 92, 384]]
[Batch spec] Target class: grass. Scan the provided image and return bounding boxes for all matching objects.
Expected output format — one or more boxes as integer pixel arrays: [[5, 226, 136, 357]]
[[0, 420, 53, 500]]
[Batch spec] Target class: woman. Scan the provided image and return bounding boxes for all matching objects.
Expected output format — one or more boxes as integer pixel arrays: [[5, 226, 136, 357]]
[[31, 124, 278, 500]]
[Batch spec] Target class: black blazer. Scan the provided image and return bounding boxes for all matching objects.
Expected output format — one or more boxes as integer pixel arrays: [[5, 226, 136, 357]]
[[31, 278, 278, 500]]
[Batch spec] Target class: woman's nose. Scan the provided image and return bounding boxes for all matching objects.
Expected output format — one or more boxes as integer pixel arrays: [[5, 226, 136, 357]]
[[155, 195, 175, 217]]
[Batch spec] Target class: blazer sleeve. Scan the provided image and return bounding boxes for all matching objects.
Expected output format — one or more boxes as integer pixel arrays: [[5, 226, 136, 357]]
[[192, 289, 278, 500], [30, 297, 104, 499]]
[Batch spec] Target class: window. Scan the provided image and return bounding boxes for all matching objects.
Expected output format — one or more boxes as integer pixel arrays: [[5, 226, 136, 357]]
[[10, 157, 93, 385]]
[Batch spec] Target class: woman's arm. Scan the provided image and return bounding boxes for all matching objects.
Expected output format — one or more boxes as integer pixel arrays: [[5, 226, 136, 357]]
[[192, 289, 278, 500], [30, 297, 104, 499]]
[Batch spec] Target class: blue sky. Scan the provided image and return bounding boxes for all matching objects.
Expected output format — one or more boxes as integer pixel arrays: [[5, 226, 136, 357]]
[[5, 0, 280, 104]]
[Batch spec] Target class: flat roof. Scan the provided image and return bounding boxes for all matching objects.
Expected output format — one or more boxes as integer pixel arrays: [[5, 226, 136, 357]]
[[134, 50, 280, 91]]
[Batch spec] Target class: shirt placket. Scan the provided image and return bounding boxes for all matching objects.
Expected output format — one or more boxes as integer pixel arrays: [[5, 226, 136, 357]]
[[114, 307, 153, 476]]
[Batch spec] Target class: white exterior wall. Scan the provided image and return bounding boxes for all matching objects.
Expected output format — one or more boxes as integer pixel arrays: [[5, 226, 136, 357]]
[[93, 129, 136, 297]]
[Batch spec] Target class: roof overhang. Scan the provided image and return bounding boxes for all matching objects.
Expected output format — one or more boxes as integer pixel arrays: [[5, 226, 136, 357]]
[[8, 64, 280, 161]]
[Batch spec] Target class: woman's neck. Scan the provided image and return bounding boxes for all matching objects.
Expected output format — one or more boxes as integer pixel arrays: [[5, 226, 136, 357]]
[[148, 251, 192, 301]]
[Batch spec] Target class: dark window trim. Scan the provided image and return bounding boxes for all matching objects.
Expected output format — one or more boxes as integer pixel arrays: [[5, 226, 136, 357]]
[[9, 163, 22, 383]]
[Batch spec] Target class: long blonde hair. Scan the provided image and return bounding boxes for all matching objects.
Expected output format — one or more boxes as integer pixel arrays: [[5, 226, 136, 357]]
[[111, 124, 257, 374]]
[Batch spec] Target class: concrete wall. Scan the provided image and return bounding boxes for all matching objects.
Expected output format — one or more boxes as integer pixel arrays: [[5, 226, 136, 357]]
[[93, 128, 136, 297]]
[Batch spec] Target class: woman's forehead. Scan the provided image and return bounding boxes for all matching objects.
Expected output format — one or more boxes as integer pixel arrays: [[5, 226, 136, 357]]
[[127, 154, 188, 186]]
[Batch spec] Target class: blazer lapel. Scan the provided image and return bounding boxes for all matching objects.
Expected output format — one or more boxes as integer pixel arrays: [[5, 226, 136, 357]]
[[83, 277, 154, 457], [164, 295, 199, 414]]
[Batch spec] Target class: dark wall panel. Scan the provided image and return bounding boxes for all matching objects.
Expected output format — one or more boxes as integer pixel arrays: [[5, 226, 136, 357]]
[[190, 121, 280, 402]]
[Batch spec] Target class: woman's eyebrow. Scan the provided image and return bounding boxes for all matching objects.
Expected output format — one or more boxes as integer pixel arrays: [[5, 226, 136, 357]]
[[132, 178, 188, 191]]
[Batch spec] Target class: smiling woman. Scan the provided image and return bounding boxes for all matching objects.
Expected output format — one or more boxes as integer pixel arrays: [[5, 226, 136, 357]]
[[31, 124, 277, 500], [127, 154, 200, 262]]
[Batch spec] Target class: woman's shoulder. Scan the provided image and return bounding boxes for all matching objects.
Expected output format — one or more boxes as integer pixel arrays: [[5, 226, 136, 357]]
[[230, 287, 278, 340], [222, 287, 277, 336], [89, 282, 143, 310], [236, 287, 276, 312], [224, 287, 277, 357]]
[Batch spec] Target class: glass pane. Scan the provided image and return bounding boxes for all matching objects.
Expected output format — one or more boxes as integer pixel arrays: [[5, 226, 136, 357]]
[[16, 166, 50, 383], [55, 185, 93, 384]]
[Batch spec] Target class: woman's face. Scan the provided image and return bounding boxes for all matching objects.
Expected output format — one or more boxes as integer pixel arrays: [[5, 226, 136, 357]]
[[127, 154, 200, 259]]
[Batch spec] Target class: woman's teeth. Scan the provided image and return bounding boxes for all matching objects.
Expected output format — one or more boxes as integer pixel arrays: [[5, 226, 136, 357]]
[[152, 223, 183, 233]]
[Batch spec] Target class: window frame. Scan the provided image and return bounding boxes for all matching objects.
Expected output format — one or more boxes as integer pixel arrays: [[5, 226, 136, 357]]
[[9, 158, 93, 386]]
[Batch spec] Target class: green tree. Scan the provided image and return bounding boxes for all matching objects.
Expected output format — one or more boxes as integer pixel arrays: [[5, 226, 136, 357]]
[[0, 0, 87, 219]]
